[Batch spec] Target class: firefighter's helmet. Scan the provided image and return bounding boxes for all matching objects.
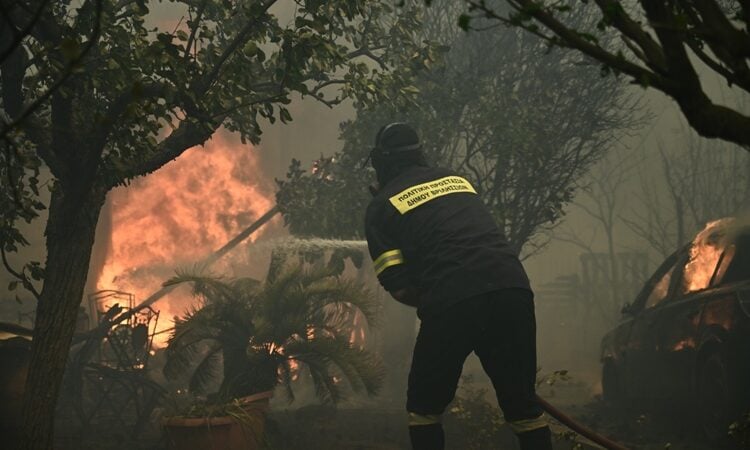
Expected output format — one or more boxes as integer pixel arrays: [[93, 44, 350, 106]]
[[373, 122, 422, 155]]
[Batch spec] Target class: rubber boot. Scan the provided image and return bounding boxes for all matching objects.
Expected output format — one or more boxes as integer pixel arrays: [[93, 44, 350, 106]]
[[517, 426, 553, 450], [408, 423, 445, 450]]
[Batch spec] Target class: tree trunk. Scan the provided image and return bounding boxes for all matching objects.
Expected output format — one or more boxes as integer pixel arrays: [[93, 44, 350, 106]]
[[19, 184, 105, 450]]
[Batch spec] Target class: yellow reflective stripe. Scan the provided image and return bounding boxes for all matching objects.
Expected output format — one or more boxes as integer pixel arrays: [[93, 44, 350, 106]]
[[389, 176, 477, 214], [408, 412, 441, 426], [373, 249, 402, 268], [373, 249, 404, 275], [375, 257, 404, 276], [507, 413, 548, 434]]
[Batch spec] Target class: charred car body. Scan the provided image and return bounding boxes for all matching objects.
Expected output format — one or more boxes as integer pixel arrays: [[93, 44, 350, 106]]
[[601, 218, 750, 435]]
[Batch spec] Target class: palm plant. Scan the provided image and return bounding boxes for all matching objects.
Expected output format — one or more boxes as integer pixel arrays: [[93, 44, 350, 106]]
[[162, 262, 384, 404]]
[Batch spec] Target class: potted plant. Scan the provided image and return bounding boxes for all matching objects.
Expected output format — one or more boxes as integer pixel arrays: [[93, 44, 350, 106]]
[[161, 262, 384, 450]]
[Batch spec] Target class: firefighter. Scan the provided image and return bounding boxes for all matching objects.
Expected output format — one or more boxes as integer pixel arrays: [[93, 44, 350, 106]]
[[364, 123, 553, 450]]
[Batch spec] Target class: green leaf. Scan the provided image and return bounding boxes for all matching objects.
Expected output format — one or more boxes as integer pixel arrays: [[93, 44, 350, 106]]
[[458, 14, 471, 32], [59, 39, 80, 62], [156, 33, 173, 44], [401, 85, 419, 94], [279, 108, 293, 123]]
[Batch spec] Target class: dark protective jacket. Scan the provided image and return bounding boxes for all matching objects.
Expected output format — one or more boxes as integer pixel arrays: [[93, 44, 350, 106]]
[[365, 165, 531, 318]]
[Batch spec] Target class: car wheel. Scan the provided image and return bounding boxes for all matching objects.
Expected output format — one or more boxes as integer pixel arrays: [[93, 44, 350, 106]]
[[697, 353, 734, 440], [602, 360, 623, 406]]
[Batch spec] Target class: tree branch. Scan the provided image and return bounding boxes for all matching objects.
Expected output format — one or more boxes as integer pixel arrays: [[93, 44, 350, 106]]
[[192, 0, 278, 95], [471, 0, 750, 149], [0, 0, 104, 142], [691, 0, 750, 58], [678, 1, 750, 90], [592, 0, 667, 72], [642, 0, 750, 148], [0, 247, 41, 301], [117, 116, 219, 183], [0, 0, 52, 64], [184, 0, 209, 61], [500, 0, 671, 90], [347, 46, 387, 70], [211, 94, 287, 119], [90, 82, 172, 154]]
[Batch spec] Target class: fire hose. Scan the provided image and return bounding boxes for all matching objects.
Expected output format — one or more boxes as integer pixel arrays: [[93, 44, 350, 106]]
[[537, 395, 628, 450], [68, 202, 628, 448], [72, 205, 281, 345]]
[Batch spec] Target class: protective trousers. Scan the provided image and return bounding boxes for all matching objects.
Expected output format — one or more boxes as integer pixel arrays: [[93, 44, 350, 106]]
[[406, 288, 552, 450]]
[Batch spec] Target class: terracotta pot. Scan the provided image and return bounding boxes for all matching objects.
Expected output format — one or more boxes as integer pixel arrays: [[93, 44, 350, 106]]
[[236, 390, 273, 411], [163, 391, 272, 450]]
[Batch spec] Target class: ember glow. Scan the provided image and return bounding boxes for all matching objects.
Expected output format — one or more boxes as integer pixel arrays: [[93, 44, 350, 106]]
[[94, 132, 276, 346], [671, 337, 696, 352]]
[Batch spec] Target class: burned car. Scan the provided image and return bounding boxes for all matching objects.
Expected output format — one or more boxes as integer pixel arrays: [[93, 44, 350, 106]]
[[601, 218, 750, 436]]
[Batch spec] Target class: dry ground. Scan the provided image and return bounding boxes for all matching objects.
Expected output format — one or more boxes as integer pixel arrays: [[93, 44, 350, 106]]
[[47, 366, 746, 450]]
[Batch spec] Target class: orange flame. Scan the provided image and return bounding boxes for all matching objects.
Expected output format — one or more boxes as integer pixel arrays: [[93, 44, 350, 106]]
[[683, 218, 733, 293], [94, 132, 276, 346]]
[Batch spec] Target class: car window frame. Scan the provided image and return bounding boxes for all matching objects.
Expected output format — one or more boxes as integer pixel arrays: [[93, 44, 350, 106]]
[[675, 235, 737, 297], [644, 265, 678, 310], [662, 249, 692, 304], [630, 246, 688, 314], [677, 223, 750, 295], [709, 244, 736, 288], [710, 229, 750, 288]]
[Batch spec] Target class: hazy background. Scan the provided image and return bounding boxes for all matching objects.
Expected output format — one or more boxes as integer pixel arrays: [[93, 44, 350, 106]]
[[2, 0, 749, 411]]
